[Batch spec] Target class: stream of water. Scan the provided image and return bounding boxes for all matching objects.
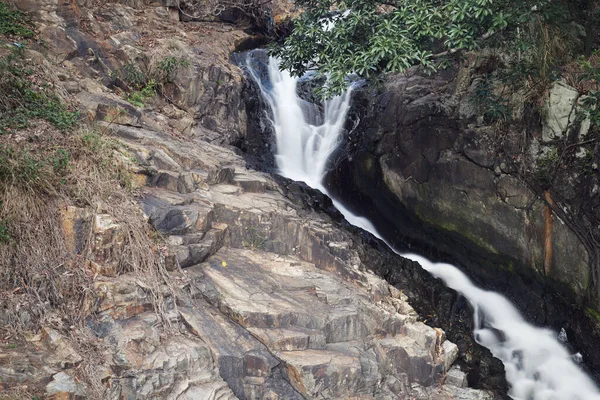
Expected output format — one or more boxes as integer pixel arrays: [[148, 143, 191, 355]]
[[245, 54, 600, 400]]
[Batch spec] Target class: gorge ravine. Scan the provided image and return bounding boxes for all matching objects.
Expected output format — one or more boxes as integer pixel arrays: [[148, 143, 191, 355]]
[[243, 53, 600, 400]]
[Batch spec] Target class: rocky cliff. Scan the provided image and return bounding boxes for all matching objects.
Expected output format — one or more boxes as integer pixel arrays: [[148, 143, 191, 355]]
[[0, 1, 502, 399], [320, 60, 600, 380]]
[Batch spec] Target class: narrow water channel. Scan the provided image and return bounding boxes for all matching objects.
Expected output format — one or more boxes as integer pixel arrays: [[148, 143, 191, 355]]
[[245, 53, 600, 400]]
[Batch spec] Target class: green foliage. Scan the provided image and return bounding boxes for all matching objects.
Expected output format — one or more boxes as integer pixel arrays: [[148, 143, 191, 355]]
[[0, 1, 35, 39], [470, 76, 512, 122], [53, 148, 69, 174], [127, 79, 157, 107], [576, 52, 600, 132], [82, 130, 109, 153], [493, 12, 577, 98], [156, 56, 190, 83], [242, 226, 268, 250], [112, 62, 146, 89], [534, 147, 559, 187], [112, 56, 189, 107], [272, 0, 545, 96], [0, 46, 79, 134]]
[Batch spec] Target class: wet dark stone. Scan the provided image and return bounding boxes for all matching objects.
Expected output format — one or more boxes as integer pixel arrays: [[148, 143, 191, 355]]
[[233, 36, 271, 53], [321, 80, 600, 386], [232, 50, 278, 172], [273, 175, 344, 220]]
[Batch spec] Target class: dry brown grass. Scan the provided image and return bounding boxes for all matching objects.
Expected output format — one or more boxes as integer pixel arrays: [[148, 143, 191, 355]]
[[0, 121, 172, 397], [0, 389, 37, 400], [563, 53, 600, 94], [0, 122, 169, 320], [0, 123, 92, 333]]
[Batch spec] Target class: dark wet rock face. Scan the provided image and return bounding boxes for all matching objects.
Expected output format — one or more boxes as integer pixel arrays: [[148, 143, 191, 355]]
[[235, 53, 600, 391], [321, 70, 600, 384], [234, 50, 279, 172]]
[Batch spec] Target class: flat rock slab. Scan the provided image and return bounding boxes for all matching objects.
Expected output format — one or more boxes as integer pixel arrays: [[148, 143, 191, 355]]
[[181, 248, 465, 398], [278, 350, 362, 398]]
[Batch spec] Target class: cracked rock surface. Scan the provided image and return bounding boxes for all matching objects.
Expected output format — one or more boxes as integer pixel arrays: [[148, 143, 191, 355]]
[[0, 1, 497, 398], [91, 124, 493, 399]]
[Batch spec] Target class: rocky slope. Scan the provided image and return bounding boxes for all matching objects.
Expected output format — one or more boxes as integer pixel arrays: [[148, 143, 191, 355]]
[[0, 1, 500, 399]]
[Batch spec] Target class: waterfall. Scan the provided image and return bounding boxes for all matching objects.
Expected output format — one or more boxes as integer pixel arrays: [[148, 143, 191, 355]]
[[245, 54, 600, 400]]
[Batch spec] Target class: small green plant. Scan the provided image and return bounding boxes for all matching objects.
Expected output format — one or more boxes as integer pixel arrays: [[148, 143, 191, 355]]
[[0, 219, 10, 243], [156, 56, 189, 83], [53, 148, 69, 174], [111, 62, 146, 89], [82, 130, 108, 152], [0, 46, 79, 134], [576, 52, 600, 132], [112, 56, 189, 107], [534, 147, 559, 187], [0, 1, 35, 39], [242, 226, 268, 250], [127, 79, 157, 107], [470, 77, 512, 122]]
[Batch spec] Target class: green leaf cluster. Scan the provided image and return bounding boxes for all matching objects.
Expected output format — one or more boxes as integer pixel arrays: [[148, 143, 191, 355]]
[[127, 79, 158, 108], [0, 1, 35, 39], [272, 0, 546, 96], [0, 47, 79, 134], [470, 76, 512, 122], [111, 56, 189, 107], [577, 52, 600, 133]]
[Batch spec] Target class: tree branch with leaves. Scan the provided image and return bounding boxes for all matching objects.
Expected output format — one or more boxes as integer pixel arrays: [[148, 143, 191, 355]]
[[271, 0, 550, 96]]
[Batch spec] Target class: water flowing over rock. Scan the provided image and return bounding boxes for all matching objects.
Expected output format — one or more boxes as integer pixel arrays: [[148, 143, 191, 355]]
[[242, 53, 600, 400], [318, 64, 600, 384], [0, 3, 498, 398]]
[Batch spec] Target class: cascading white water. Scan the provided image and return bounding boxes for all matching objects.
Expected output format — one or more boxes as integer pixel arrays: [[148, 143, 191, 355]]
[[245, 54, 600, 400], [245, 56, 352, 189], [404, 254, 600, 400]]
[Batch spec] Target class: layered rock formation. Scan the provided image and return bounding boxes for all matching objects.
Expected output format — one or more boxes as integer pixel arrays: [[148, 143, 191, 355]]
[[0, 1, 500, 399], [1, 88, 494, 400], [94, 123, 492, 399]]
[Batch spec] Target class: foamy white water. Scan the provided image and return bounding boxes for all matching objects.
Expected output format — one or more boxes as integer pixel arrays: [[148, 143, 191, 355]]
[[246, 54, 600, 400], [404, 254, 600, 400], [245, 56, 352, 188]]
